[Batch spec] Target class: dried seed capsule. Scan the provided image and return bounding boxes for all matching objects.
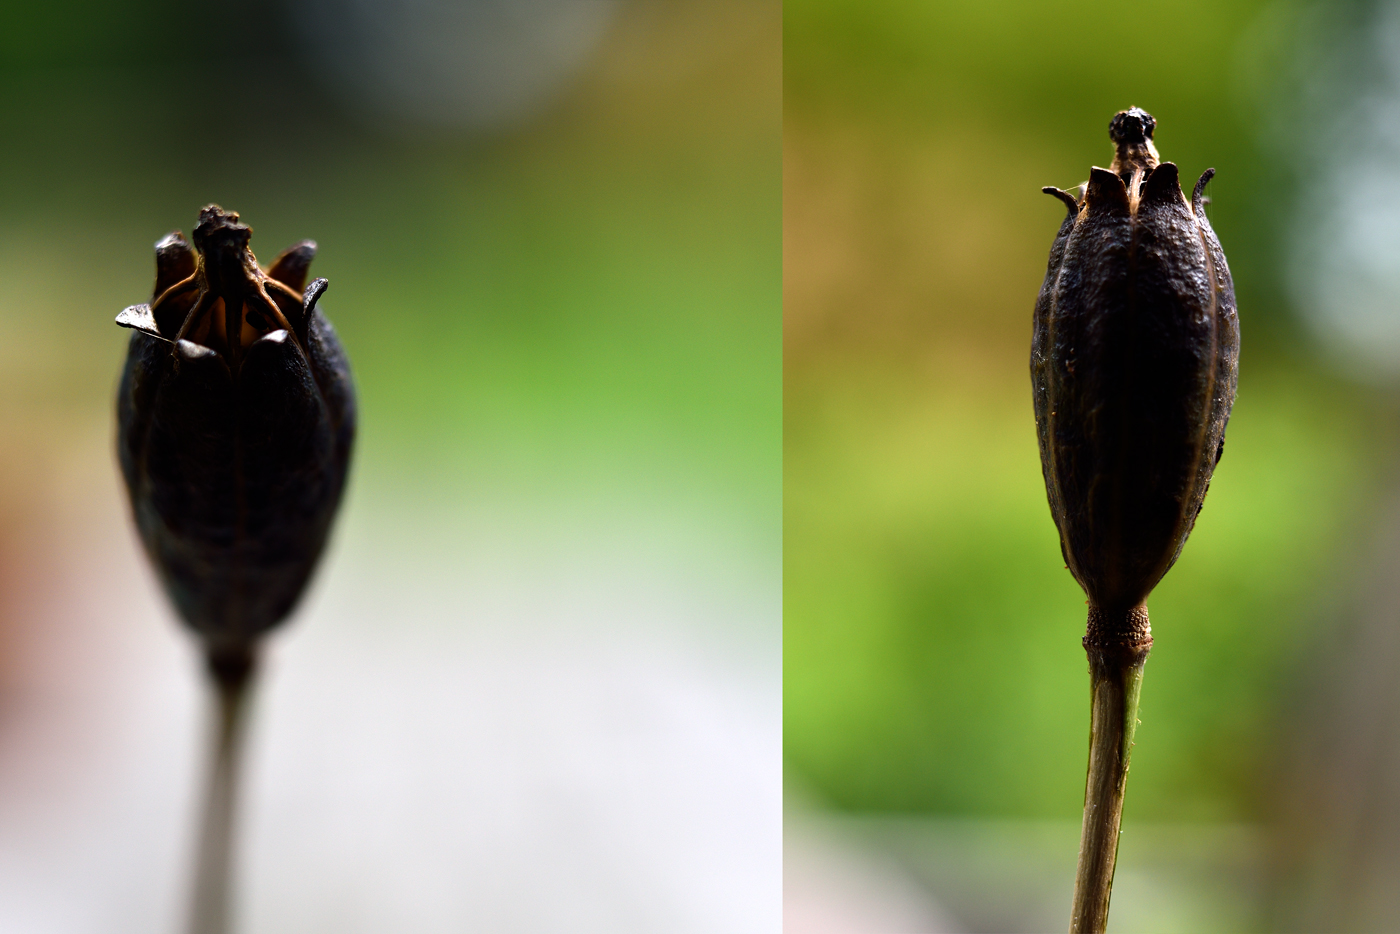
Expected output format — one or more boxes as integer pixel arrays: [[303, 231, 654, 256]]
[[116, 206, 355, 672], [1035, 108, 1240, 934], [1032, 108, 1239, 624]]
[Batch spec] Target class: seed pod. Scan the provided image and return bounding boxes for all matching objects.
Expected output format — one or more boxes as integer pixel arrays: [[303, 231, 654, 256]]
[[1031, 108, 1239, 624], [116, 206, 355, 672]]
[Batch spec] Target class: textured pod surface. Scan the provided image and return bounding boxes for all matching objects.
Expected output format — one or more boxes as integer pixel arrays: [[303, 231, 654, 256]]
[[116, 206, 355, 656], [1032, 110, 1239, 616]]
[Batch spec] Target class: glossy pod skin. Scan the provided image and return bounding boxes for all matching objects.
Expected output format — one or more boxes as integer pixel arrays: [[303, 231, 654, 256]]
[[1032, 109, 1239, 622], [116, 206, 355, 671]]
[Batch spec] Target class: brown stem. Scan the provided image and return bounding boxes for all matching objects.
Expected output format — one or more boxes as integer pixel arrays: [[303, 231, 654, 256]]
[[1070, 605, 1152, 934], [188, 646, 257, 934]]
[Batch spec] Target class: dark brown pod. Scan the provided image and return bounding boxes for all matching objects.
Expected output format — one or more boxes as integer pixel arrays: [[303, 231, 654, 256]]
[[116, 206, 355, 676], [1032, 108, 1239, 624]]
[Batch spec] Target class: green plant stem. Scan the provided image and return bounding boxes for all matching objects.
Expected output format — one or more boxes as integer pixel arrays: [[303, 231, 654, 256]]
[[188, 647, 257, 934], [1070, 607, 1152, 934]]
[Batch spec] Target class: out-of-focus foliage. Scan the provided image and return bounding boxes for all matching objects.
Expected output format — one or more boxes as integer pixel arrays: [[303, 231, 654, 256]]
[[784, 0, 1394, 820]]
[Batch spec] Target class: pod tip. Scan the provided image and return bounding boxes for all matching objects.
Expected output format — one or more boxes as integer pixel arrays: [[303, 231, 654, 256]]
[[1109, 108, 1156, 144]]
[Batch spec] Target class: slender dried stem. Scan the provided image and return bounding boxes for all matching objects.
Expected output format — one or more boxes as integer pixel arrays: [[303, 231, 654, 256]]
[[1070, 608, 1151, 934], [188, 648, 256, 934]]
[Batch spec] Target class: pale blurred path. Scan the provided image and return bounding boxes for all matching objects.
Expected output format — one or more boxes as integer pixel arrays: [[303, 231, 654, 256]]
[[0, 420, 780, 933], [784, 808, 1266, 934], [784, 804, 960, 934]]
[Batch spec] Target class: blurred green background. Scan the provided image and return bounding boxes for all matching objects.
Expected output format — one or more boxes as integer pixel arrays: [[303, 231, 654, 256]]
[[0, 3, 781, 931], [0, 1, 778, 528], [11, 0, 1400, 925], [783, 0, 1393, 888]]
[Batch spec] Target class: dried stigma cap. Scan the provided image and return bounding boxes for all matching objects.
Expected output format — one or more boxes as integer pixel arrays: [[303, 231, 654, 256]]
[[1108, 106, 1155, 144]]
